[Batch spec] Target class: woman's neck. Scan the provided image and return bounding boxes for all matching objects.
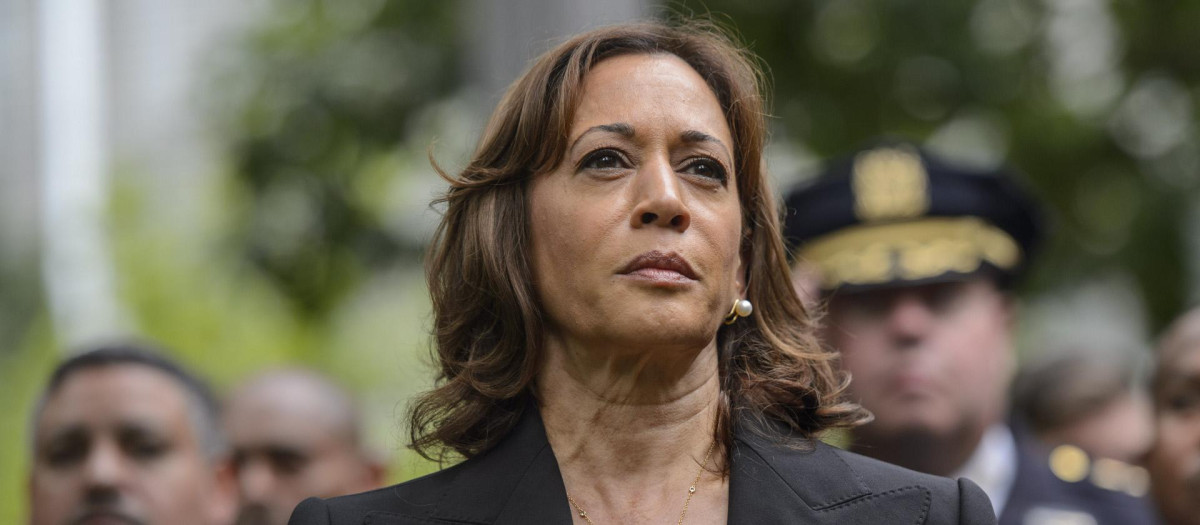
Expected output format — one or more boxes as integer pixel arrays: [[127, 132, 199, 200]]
[[537, 336, 727, 523]]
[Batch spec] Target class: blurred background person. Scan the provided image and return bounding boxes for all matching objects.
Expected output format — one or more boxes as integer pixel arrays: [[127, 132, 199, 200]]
[[1147, 308, 1200, 525], [783, 141, 1157, 525], [225, 369, 385, 525], [28, 343, 236, 525], [1010, 349, 1153, 464]]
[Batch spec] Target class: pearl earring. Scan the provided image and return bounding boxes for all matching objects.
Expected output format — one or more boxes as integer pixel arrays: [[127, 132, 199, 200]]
[[723, 299, 753, 325]]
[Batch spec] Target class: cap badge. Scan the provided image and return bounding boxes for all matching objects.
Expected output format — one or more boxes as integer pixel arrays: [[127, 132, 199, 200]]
[[852, 146, 930, 222]]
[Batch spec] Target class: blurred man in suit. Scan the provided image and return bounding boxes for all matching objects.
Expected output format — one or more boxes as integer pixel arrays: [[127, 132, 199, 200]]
[[225, 369, 384, 525], [28, 343, 236, 525], [1147, 308, 1200, 525], [784, 141, 1157, 524]]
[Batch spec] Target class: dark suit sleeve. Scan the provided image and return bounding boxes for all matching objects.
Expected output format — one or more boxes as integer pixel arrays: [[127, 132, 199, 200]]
[[289, 497, 332, 525], [957, 478, 998, 525]]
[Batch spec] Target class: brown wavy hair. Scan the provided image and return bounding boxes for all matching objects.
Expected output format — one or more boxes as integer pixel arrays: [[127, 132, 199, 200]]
[[411, 19, 869, 466]]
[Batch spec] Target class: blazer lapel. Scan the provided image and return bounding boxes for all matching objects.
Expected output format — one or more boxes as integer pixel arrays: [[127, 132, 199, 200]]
[[367, 410, 930, 524], [491, 418, 574, 525], [729, 430, 930, 525], [368, 406, 574, 525]]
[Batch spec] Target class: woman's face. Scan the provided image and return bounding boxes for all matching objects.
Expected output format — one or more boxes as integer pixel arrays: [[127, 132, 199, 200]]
[[528, 53, 745, 354]]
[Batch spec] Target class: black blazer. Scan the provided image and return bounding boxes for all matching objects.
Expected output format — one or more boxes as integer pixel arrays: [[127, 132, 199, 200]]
[[290, 407, 996, 524]]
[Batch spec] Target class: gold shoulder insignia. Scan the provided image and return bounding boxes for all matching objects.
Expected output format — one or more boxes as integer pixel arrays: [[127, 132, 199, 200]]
[[1049, 444, 1089, 483], [1091, 457, 1150, 498], [1048, 445, 1150, 498]]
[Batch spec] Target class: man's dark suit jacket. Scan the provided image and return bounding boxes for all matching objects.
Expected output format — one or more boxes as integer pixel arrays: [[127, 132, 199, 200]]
[[290, 408, 996, 524]]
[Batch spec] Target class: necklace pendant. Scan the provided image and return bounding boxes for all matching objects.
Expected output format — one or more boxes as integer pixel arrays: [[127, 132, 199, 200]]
[[688, 486, 696, 493], [579, 510, 587, 518]]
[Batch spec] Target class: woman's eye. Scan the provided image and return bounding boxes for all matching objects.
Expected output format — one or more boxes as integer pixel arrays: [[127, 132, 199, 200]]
[[580, 149, 626, 170], [682, 158, 727, 182]]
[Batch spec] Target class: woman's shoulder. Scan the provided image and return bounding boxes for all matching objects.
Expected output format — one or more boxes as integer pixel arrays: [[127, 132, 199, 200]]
[[827, 445, 996, 524], [825, 442, 964, 493], [287, 464, 474, 525], [732, 434, 996, 524], [288, 406, 577, 525]]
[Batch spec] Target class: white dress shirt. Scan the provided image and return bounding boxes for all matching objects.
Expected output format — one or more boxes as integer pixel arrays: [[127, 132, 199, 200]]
[[951, 424, 1018, 517]]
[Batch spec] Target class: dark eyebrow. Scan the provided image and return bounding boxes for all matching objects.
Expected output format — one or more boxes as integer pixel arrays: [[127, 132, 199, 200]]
[[680, 130, 731, 159], [569, 123, 635, 153]]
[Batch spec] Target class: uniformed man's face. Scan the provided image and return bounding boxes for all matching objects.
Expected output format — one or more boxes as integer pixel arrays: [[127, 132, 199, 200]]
[[29, 365, 234, 525], [824, 277, 1014, 444], [1147, 342, 1200, 525], [226, 380, 381, 525]]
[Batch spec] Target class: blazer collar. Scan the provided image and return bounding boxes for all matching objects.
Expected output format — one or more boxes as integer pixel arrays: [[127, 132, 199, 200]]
[[405, 407, 928, 524], [729, 426, 931, 523], [730, 429, 869, 514], [424, 406, 574, 525]]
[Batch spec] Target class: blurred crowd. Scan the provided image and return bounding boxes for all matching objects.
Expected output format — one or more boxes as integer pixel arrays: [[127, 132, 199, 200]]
[[20, 142, 1199, 525], [28, 346, 383, 525]]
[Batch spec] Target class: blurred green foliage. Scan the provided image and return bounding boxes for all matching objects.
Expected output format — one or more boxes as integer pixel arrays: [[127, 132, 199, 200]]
[[0, 315, 58, 523], [218, 0, 462, 319], [2, 0, 458, 521], [677, 0, 1200, 330]]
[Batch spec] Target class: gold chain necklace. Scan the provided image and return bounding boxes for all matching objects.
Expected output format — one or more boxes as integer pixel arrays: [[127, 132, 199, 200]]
[[566, 440, 716, 525]]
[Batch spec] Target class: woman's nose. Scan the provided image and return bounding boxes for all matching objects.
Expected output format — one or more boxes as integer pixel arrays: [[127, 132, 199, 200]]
[[629, 157, 690, 232]]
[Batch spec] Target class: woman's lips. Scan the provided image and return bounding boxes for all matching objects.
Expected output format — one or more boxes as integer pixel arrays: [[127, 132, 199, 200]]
[[619, 250, 699, 284], [625, 267, 694, 282]]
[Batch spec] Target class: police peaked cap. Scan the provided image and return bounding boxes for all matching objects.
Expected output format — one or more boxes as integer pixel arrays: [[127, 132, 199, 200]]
[[782, 140, 1046, 292]]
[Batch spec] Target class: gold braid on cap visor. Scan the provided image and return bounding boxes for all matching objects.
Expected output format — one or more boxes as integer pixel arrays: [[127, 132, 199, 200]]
[[796, 217, 1022, 290]]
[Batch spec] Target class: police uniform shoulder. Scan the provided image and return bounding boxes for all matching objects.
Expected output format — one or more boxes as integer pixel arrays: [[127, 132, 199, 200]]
[[1044, 444, 1150, 499], [1005, 444, 1158, 525]]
